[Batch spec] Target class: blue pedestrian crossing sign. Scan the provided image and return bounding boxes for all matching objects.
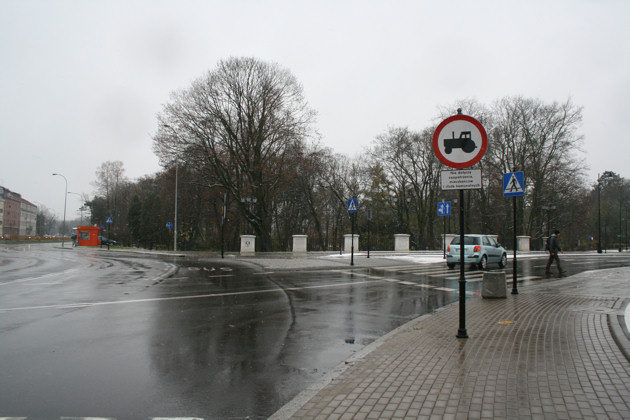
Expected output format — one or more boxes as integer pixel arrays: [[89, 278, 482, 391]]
[[438, 201, 451, 216], [503, 172, 525, 197], [166, 222, 173, 229], [106, 217, 114, 223], [347, 198, 358, 213]]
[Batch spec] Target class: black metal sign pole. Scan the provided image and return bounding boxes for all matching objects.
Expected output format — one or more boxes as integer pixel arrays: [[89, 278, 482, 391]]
[[457, 188, 468, 338], [512, 195, 518, 294], [221, 193, 226, 259], [367, 210, 371, 259], [443, 206, 446, 259], [350, 212, 355, 266]]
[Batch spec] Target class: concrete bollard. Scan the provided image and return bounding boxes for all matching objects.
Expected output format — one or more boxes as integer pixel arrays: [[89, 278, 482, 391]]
[[240, 235, 256, 254], [292, 235, 307, 253], [482, 271, 507, 299], [344, 234, 359, 253], [517, 235, 531, 251], [394, 234, 410, 252]]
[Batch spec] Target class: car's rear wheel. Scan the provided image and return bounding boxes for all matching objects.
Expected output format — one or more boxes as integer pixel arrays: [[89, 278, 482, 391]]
[[447, 263, 455, 270], [478, 255, 488, 271], [498, 253, 507, 268]]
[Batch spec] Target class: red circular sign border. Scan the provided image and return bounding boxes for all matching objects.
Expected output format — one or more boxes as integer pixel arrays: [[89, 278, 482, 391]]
[[432, 114, 488, 169]]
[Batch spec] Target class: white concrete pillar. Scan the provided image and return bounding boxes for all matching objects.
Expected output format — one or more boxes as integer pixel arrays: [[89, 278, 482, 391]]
[[292, 235, 307, 253], [394, 234, 410, 252], [240, 235, 256, 254], [442, 234, 458, 251], [344, 234, 359, 253], [517, 236, 531, 252]]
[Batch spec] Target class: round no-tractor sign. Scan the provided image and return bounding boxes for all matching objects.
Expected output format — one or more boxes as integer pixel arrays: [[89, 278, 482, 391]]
[[432, 114, 488, 168]]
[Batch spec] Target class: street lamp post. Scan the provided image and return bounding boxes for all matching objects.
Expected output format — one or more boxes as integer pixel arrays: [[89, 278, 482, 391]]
[[174, 166, 178, 252], [52, 173, 68, 248]]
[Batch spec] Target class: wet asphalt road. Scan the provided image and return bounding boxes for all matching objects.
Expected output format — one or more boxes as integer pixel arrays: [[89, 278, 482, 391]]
[[1, 243, 629, 418]]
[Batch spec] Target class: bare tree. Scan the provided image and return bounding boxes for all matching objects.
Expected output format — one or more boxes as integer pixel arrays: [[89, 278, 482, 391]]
[[153, 57, 316, 251]]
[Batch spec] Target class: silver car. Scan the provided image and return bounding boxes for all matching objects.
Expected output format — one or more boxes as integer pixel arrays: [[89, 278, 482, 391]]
[[446, 234, 508, 270]]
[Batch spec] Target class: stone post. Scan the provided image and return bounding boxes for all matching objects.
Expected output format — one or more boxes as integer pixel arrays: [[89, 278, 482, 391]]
[[517, 235, 531, 252], [344, 234, 359, 253], [394, 234, 410, 252], [240, 235, 256, 254], [292, 235, 307, 254]]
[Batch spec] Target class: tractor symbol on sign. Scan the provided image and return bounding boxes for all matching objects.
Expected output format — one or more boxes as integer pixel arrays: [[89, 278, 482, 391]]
[[444, 131, 476, 154]]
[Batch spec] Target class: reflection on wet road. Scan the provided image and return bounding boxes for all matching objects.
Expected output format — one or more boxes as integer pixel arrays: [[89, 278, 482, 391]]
[[1, 243, 629, 418]]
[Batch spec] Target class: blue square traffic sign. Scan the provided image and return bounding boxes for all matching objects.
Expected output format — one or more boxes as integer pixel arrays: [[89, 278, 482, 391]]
[[347, 198, 358, 213], [437, 201, 451, 216], [503, 172, 525, 197]]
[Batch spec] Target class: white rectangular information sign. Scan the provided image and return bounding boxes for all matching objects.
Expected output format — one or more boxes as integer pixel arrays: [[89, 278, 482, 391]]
[[440, 169, 482, 190]]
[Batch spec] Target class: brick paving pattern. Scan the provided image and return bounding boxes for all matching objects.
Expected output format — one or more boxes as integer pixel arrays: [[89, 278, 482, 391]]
[[288, 292, 630, 419]]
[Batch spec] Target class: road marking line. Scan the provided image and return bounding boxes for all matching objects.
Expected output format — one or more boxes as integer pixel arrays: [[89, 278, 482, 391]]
[[0, 279, 394, 312], [0, 268, 81, 287]]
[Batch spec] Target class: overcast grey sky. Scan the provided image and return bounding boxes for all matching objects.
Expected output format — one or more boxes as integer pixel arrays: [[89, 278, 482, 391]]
[[2, 0, 629, 220]]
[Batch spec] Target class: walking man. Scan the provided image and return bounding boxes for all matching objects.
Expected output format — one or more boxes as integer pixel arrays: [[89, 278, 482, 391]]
[[545, 229, 566, 276]]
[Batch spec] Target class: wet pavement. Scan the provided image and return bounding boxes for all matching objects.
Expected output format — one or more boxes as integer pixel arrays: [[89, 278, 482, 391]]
[[275, 266, 630, 419], [1, 243, 629, 418]]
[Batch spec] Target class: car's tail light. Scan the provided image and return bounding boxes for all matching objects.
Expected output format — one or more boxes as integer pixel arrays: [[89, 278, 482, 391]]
[[447, 245, 450, 252], [473, 246, 482, 252]]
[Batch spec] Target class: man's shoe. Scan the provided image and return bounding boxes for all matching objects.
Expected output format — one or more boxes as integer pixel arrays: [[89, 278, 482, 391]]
[[545, 270, 552, 276]]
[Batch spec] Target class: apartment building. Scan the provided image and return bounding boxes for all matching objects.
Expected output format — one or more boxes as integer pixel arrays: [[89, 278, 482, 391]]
[[1, 186, 38, 237], [20, 198, 38, 236], [1, 187, 21, 236]]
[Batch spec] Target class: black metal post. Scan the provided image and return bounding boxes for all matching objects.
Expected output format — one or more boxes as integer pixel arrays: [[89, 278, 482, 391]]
[[221, 193, 226, 258], [339, 212, 343, 255], [350, 212, 355, 266], [598, 177, 602, 253], [512, 195, 518, 294], [619, 193, 623, 252], [443, 209, 446, 259], [457, 189, 468, 338], [367, 209, 371, 259]]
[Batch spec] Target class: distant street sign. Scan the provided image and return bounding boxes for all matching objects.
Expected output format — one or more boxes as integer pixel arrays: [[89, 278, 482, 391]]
[[106, 217, 113, 224], [438, 201, 451, 216], [347, 198, 358, 213], [503, 172, 525, 197], [99, 225, 105, 231], [440, 169, 482, 190], [432, 114, 488, 169], [166, 222, 173, 229]]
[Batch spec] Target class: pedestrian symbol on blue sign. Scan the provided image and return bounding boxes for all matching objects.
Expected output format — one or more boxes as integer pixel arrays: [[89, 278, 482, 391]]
[[438, 201, 451, 216], [106, 217, 114, 223], [166, 222, 173, 229], [503, 172, 524, 197], [347, 198, 358, 213]]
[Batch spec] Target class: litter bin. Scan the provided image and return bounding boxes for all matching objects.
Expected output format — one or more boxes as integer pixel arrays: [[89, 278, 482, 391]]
[[482, 271, 507, 299]]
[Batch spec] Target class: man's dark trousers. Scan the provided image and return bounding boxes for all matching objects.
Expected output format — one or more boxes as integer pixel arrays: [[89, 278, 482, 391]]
[[546, 252, 562, 273]]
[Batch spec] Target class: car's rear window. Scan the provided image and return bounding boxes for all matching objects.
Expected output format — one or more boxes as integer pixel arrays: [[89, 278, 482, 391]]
[[450, 236, 481, 245]]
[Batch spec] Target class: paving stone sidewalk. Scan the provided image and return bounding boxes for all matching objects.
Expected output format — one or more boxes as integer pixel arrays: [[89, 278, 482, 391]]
[[272, 268, 630, 419]]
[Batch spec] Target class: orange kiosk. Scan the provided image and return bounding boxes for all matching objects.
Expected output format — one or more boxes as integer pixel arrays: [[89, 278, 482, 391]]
[[77, 226, 101, 246]]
